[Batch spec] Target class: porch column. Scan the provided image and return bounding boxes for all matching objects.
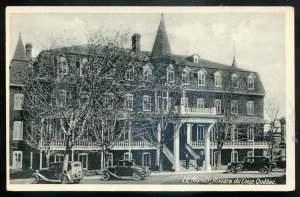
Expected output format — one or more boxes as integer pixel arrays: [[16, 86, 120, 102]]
[[128, 121, 132, 157], [156, 123, 161, 165], [30, 152, 33, 169], [186, 124, 192, 145], [173, 123, 180, 172], [71, 150, 74, 161], [205, 123, 214, 171], [39, 150, 42, 170]]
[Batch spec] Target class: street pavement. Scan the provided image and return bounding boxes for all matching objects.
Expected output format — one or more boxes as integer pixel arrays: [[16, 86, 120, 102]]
[[10, 170, 285, 185]]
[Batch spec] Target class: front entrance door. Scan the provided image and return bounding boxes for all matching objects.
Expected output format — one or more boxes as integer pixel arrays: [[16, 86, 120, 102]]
[[13, 151, 22, 169], [78, 153, 88, 170], [142, 152, 151, 166]]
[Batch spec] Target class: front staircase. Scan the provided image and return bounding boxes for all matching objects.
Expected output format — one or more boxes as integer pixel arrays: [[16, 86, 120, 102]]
[[162, 144, 174, 165]]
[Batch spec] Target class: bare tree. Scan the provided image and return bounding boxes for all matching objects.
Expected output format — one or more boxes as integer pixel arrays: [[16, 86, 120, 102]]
[[23, 26, 145, 170]]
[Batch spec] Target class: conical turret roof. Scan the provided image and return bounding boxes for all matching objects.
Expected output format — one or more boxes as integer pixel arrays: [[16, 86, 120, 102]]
[[12, 33, 26, 61], [151, 14, 172, 58]]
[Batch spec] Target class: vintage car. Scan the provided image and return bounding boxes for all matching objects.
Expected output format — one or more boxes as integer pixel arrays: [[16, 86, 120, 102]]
[[32, 161, 83, 184], [274, 156, 286, 169], [102, 159, 151, 181], [227, 156, 276, 174]]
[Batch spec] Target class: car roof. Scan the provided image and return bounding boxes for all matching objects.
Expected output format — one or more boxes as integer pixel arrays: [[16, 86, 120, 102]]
[[118, 159, 134, 162]]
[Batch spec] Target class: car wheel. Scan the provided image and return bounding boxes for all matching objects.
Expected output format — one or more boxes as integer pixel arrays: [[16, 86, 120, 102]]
[[133, 172, 142, 181], [32, 175, 40, 184], [227, 167, 235, 174], [102, 172, 110, 181], [259, 167, 269, 174], [236, 164, 243, 171]]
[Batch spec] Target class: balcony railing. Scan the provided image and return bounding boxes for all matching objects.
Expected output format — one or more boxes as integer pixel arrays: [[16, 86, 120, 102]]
[[180, 106, 217, 115], [40, 140, 154, 149], [190, 140, 269, 147]]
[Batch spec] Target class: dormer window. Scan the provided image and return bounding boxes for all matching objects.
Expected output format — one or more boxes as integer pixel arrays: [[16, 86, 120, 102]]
[[231, 73, 239, 88], [247, 73, 255, 90], [193, 55, 199, 63], [79, 58, 88, 77], [198, 69, 206, 86], [125, 68, 134, 81], [182, 68, 190, 85], [166, 64, 175, 83], [57, 57, 68, 75], [143, 64, 152, 82], [214, 71, 222, 87]]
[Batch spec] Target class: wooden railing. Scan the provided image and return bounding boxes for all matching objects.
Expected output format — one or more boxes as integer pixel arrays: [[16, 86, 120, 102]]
[[180, 106, 217, 115], [190, 140, 269, 147], [40, 140, 153, 149]]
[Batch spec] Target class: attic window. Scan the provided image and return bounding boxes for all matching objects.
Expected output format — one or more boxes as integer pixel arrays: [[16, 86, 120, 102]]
[[166, 64, 175, 83], [247, 73, 256, 90], [143, 64, 152, 82], [57, 57, 68, 75], [181, 69, 189, 85], [231, 73, 239, 88], [193, 55, 199, 63], [214, 71, 222, 87]]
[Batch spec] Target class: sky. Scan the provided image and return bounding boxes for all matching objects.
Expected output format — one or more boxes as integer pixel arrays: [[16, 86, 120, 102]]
[[8, 11, 286, 118]]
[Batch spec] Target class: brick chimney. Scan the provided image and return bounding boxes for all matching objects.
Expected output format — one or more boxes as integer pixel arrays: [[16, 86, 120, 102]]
[[132, 33, 141, 53], [25, 43, 32, 60]]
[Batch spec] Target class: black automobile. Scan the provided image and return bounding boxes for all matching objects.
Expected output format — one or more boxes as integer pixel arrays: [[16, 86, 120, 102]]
[[32, 161, 83, 184], [102, 159, 151, 181], [227, 156, 276, 174], [274, 156, 286, 169]]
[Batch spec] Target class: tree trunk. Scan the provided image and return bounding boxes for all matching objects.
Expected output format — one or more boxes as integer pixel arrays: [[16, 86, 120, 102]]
[[159, 145, 164, 171]]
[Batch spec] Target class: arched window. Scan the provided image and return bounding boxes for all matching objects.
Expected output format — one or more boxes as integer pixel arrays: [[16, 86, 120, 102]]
[[182, 68, 189, 85], [197, 98, 204, 108], [166, 64, 175, 83], [57, 56, 68, 75], [198, 69, 205, 86], [143, 64, 152, 81], [193, 55, 199, 63], [214, 71, 222, 87]]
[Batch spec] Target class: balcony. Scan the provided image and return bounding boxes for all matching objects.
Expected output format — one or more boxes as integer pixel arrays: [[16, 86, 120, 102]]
[[190, 140, 269, 148], [40, 140, 155, 150], [180, 106, 217, 116]]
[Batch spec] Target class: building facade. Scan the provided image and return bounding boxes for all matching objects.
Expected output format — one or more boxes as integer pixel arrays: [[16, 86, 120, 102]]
[[9, 15, 269, 172]]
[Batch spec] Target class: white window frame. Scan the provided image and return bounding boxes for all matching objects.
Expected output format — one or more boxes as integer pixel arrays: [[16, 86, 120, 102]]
[[124, 152, 133, 160], [181, 97, 188, 107], [247, 101, 254, 115], [143, 95, 151, 111], [214, 71, 222, 87], [142, 152, 151, 166], [231, 151, 238, 162], [125, 68, 134, 81], [181, 70, 189, 85], [198, 70, 205, 86], [79, 58, 88, 77], [124, 94, 133, 111], [193, 55, 199, 63], [166, 64, 175, 83], [231, 125, 239, 141], [197, 125, 205, 141], [57, 56, 68, 75], [231, 100, 238, 114], [143, 65, 152, 82], [58, 90, 67, 107], [14, 93, 24, 110], [54, 154, 64, 162], [78, 153, 88, 170], [247, 74, 255, 90], [214, 99, 222, 114], [13, 121, 23, 140], [13, 151, 23, 169], [197, 98, 204, 108], [156, 91, 169, 110], [247, 126, 255, 141], [231, 73, 239, 88]]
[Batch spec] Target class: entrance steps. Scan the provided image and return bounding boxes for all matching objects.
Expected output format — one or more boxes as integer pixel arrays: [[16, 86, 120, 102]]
[[179, 160, 205, 171]]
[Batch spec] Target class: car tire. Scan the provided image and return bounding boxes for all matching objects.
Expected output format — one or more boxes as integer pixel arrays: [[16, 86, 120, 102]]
[[259, 167, 269, 174], [32, 175, 40, 184], [236, 164, 243, 171], [227, 167, 235, 174], [102, 172, 110, 181], [133, 172, 142, 181]]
